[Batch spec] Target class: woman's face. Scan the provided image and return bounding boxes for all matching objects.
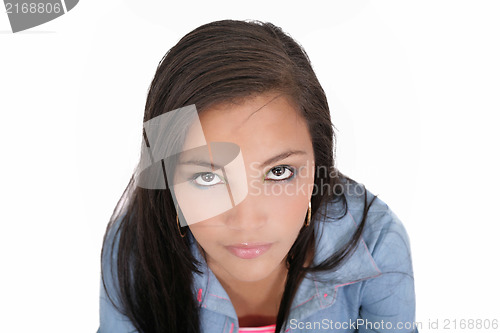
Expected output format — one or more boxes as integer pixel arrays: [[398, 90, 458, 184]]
[[174, 93, 315, 282]]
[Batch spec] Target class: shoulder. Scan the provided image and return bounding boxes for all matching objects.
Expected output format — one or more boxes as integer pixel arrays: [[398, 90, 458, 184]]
[[99, 214, 139, 332], [347, 182, 414, 275], [323, 180, 418, 331], [316, 178, 414, 275], [100, 213, 127, 305]]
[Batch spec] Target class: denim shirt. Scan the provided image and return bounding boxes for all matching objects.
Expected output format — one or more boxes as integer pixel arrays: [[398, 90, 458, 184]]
[[98, 188, 418, 333]]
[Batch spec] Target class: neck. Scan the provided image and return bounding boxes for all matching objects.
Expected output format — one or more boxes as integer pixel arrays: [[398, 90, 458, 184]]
[[210, 261, 288, 327]]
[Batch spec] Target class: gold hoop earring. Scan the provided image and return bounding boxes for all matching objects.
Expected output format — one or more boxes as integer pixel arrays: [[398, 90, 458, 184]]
[[305, 201, 312, 227], [176, 209, 186, 238]]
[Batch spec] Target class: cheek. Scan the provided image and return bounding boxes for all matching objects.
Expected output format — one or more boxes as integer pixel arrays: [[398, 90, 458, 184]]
[[188, 223, 221, 254], [268, 194, 308, 236], [174, 182, 233, 226], [265, 171, 313, 216], [265, 174, 314, 239]]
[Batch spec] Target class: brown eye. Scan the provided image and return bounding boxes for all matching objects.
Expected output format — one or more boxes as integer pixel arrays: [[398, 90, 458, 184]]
[[273, 166, 286, 176], [265, 166, 294, 181]]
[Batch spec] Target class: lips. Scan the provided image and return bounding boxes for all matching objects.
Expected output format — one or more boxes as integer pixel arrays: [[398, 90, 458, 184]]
[[225, 243, 272, 259]]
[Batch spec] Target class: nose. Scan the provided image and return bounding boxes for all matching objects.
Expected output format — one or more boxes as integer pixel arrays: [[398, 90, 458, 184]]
[[224, 192, 267, 231]]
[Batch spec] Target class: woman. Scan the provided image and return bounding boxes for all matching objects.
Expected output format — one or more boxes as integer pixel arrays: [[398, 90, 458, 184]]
[[98, 20, 417, 333]]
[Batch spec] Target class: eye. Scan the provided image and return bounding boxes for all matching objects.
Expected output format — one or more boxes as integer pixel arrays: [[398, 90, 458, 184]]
[[265, 166, 295, 181], [192, 172, 224, 187]]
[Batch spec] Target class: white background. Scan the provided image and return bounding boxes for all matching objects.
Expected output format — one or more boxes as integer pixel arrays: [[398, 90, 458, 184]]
[[1, 1, 499, 332]]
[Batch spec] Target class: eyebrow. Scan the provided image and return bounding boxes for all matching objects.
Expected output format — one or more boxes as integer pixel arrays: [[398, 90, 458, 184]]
[[178, 149, 307, 169], [258, 150, 307, 168], [178, 159, 222, 169]]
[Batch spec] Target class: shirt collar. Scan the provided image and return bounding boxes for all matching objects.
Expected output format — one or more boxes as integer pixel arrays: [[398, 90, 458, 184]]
[[288, 200, 381, 321]]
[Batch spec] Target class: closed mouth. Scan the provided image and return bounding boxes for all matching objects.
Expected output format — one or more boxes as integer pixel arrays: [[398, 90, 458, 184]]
[[225, 243, 273, 259]]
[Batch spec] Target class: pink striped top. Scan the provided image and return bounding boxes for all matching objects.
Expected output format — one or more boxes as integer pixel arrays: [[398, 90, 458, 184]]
[[238, 324, 276, 333]]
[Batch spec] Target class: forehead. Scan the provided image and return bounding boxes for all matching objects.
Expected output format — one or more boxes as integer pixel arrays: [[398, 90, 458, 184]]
[[184, 93, 312, 154]]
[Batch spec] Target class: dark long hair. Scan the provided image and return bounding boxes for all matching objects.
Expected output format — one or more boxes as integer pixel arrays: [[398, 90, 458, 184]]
[[101, 19, 377, 333]]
